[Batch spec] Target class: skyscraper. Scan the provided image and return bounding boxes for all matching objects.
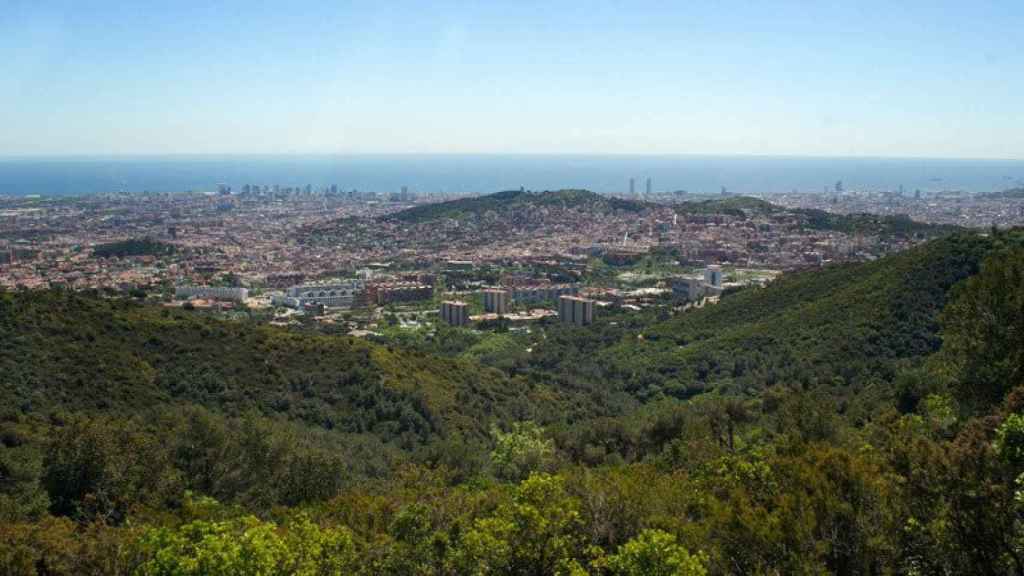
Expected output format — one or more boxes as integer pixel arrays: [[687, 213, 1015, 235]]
[[629, 178, 636, 196], [645, 177, 652, 196], [704, 265, 722, 288]]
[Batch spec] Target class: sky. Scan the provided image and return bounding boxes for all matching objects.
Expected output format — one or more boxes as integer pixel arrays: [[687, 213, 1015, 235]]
[[1, 1, 1022, 158]]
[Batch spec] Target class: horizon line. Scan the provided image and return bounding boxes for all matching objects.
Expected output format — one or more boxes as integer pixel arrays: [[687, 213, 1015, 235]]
[[1, 152, 1023, 163]]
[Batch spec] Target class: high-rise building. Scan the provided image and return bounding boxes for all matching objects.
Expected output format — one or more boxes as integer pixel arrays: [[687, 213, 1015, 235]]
[[440, 301, 469, 326], [371, 282, 433, 305], [629, 178, 636, 196], [645, 177, 652, 196], [482, 289, 510, 315], [558, 295, 594, 326], [704, 265, 723, 288]]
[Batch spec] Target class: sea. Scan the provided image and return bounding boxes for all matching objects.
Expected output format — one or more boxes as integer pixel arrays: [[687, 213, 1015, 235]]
[[0, 154, 1022, 197]]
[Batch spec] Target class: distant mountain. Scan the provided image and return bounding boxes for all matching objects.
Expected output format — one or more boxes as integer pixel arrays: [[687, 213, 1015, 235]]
[[672, 195, 954, 237], [794, 208, 957, 237], [674, 195, 782, 215], [384, 189, 650, 224], [979, 187, 1024, 199]]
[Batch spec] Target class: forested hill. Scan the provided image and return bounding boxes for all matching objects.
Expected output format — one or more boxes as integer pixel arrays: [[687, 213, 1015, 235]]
[[795, 207, 957, 236], [673, 195, 954, 236], [383, 189, 649, 223], [528, 231, 1007, 407], [0, 290, 527, 443]]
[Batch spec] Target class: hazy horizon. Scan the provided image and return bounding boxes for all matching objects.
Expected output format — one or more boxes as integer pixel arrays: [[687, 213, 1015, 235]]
[[2, 154, 1022, 197], [3, 152, 1024, 162]]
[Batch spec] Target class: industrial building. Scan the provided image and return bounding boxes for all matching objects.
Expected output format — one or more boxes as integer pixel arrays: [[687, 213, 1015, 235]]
[[558, 295, 594, 326], [482, 288, 510, 315], [440, 300, 469, 326]]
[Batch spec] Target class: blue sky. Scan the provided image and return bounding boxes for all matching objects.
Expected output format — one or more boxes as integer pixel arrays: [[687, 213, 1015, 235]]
[[2, 1, 1022, 158]]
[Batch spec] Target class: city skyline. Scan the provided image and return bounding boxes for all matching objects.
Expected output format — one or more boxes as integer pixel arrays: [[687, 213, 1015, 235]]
[[3, 1, 1023, 159]]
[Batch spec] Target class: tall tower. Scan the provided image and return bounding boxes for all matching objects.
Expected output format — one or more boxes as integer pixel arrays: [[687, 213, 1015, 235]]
[[645, 177, 652, 196], [629, 178, 635, 196]]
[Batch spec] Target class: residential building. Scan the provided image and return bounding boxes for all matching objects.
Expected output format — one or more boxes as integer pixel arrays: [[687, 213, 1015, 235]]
[[482, 288, 510, 315], [440, 300, 469, 326], [559, 295, 594, 326], [512, 284, 578, 303]]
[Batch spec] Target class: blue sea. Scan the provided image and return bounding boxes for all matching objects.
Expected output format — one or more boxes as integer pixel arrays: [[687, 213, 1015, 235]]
[[0, 154, 1022, 197]]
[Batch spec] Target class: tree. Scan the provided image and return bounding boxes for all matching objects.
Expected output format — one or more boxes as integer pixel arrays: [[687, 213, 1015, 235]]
[[490, 422, 555, 482], [136, 513, 357, 576], [601, 529, 707, 576], [452, 474, 585, 575]]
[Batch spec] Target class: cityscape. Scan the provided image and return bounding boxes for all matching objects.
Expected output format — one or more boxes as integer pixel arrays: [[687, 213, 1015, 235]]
[[3, 181, 994, 333]]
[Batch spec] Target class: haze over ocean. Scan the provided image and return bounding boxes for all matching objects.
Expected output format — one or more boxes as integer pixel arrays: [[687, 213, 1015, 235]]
[[1, 155, 1023, 198]]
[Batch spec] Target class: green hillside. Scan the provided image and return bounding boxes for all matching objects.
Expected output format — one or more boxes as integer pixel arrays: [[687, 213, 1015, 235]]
[[522, 231, 1001, 408], [979, 186, 1024, 199], [673, 195, 782, 216], [0, 290, 525, 442], [384, 189, 649, 223], [794, 207, 956, 236], [673, 195, 953, 236]]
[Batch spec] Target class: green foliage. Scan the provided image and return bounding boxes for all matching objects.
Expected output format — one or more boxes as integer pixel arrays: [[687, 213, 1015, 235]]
[[0, 422, 49, 522], [601, 529, 707, 576], [490, 421, 556, 482], [452, 473, 585, 575], [42, 416, 180, 522], [137, 514, 357, 576], [995, 414, 1024, 466]]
